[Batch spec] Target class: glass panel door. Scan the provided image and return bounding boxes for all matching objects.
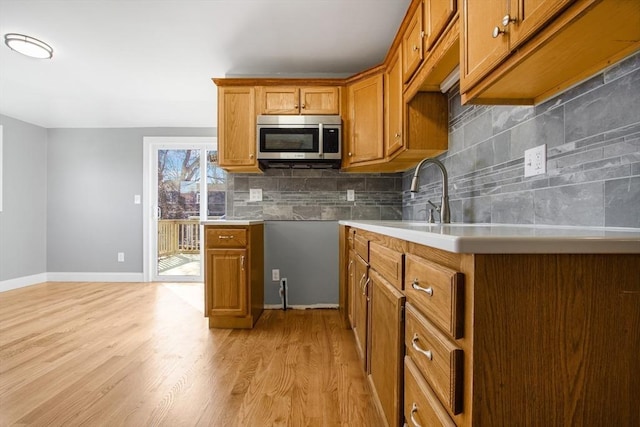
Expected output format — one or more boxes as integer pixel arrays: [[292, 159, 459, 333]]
[[156, 148, 202, 279]]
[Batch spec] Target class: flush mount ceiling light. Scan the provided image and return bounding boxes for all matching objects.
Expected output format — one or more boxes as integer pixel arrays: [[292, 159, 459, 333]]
[[4, 33, 53, 59]]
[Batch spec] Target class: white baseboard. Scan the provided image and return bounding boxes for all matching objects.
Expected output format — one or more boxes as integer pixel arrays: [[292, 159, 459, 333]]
[[264, 303, 338, 310], [0, 273, 48, 293], [47, 272, 145, 282]]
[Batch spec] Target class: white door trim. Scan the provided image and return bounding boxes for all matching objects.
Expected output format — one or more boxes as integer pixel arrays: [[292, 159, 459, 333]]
[[142, 137, 216, 282]]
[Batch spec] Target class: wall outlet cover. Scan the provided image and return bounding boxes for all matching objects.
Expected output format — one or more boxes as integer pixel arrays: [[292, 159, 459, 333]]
[[347, 189, 355, 201], [249, 188, 263, 202], [117, 252, 125, 262], [272, 269, 280, 281], [524, 144, 547, 177]]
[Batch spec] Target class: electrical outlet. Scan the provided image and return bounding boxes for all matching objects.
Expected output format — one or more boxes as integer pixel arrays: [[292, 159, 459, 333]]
[[524, 144, 547, 177], [272, 269, 280, 281], [117, 252, 125, 262], [134, 194, 141, 204], [249, 188, 262, 202], [347, 189, 355, 201]]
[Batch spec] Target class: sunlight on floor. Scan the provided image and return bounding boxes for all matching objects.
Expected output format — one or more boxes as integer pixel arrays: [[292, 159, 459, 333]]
[[161, 282, 204, 314]]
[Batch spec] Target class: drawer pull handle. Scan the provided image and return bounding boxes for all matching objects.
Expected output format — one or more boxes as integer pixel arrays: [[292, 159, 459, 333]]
[[362, 277, 370, 296], [410, 403, 421, 427], [412, 334, 433, 360], [218, 235, 235, 240], [411, 280, 433, 296]]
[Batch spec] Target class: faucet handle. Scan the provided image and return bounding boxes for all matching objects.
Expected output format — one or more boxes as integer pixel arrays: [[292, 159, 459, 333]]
[[427, 199, 441, 212]]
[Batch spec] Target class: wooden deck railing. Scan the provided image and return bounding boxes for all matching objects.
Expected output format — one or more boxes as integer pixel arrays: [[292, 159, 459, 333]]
[[158, 220, 200, 257]]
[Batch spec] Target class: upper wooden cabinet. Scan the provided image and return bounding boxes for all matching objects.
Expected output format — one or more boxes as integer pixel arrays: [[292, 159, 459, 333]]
[[461, 0, 640, 104], [216, 86, 261, 173], [257, 86, 340, 115], [345, 73, 385, 166], [385, 49, 404, 159], [425, 0, 457, 51], [402, 1, 425, 83]]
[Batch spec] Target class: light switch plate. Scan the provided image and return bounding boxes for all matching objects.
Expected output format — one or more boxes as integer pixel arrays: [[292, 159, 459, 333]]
[[249, 188, 262, 202], [347, 189, 355, 201], [524, 144, 546, 177], [134, 194, 141, 204]]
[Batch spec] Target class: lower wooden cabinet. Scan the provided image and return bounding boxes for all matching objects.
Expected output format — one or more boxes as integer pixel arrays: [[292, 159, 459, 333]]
[[352, 251, 370, 370], [204, 224, 264, 328], [340, 224, 640, 426], [368, 270, 405, 427]]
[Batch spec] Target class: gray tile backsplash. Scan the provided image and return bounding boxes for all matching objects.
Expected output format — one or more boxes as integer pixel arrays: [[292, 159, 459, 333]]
[[404, 51, 640, 228], [224, 51, 639, 226], [226, 169, 402, 221]]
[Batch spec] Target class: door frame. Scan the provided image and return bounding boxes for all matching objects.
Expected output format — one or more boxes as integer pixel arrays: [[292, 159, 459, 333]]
[[142, 136, 217, 282]]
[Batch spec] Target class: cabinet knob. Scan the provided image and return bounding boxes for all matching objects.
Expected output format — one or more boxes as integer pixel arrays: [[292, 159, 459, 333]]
[[249, 153, 254, 159], [412, 45, 419, 52], [348, 152, 352, 157], [492, 26, 506, 38], [301, 103, 306, 109], [395, 132, 401, 138], [294, 104, 298, 109], [502, 14, 517, 26]]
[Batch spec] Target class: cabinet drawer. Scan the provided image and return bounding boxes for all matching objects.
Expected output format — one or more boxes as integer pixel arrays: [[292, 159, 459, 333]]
[[369, 242, 404, 290], [206, 228, 247, 248], [354, 234, 369, 262], [405, 254, 464, 339], [404, 356, 456, 427], [405, 303, 463, 415]]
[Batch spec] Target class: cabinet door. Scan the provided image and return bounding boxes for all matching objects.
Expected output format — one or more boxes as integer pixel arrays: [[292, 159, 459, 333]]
[[348, 250, 357, 328], [460, 0, 510, 92], [508, 0, 574, 48], [369, 270, 406, 427], [425, 0, 456, 51], [385, 49, 404, 159], [206, 248, 248, 317], [352, 254, 370, 371], [347, 74, 384, 165], [300, 87, 340, 115], [402, 1, 424, 82], [258, 87, 299, 114], [217, 87, 257, 169]]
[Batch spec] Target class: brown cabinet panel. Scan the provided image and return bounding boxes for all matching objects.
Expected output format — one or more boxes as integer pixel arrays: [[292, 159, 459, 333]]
[[402, 1, 424, 82], [258, 86, 299, 114], [206, 248, 247, 317], [404, 356, 456, 427], [368, 270, 405, 427], [384, 49, 404, 159], [425, 0, 456, 51], [346, 74, 384, 165], [353, 253, 370, 371], [217, 86, 259, 171], [405, 253, 464, 339], [354, 233, 369, 262], [300, 87, 340, 115], [369, 241, 404, 291], [206, 228, 247, 248], [508, 0, 574, 49], [405, 303, 463, 415]]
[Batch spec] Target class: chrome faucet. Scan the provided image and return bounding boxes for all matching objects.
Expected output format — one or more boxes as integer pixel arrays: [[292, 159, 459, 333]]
[[410, 158, 450, 223]]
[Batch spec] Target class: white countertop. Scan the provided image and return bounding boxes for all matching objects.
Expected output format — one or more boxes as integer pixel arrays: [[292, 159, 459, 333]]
[[339, 221, 640, 254], [201, 220, 264, 226]]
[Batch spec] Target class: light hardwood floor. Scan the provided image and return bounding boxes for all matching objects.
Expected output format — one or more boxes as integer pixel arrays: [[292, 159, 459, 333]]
[[0, 282, 381, 426]]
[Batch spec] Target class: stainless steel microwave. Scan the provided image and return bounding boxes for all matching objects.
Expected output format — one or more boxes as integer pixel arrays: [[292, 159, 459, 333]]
[[256, 115, 342, 168]]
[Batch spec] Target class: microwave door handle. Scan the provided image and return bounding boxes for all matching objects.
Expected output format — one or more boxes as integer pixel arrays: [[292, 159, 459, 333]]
[[318, 123, 324, 158]]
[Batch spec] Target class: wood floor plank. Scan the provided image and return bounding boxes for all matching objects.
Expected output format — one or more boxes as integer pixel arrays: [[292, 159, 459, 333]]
[[0, 282, 381, 426]]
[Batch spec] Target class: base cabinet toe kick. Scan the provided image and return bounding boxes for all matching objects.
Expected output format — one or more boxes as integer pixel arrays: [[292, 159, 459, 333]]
[[339, 224, 640, 426]]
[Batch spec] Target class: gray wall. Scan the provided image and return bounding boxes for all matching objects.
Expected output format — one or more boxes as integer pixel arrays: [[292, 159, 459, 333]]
[[263, 221, 338, 306], [0, 115, 48, 282], [404, 51, 640, 228], [46, 127, 215, 273]]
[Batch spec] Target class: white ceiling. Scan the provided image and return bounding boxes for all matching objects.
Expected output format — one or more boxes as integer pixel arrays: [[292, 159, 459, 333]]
[[0, 0, 411, 128]]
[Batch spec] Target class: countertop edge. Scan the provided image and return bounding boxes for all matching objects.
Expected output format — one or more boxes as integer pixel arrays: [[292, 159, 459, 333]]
[[201, 220, 265, 225], [339, 220, 640, 254]]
